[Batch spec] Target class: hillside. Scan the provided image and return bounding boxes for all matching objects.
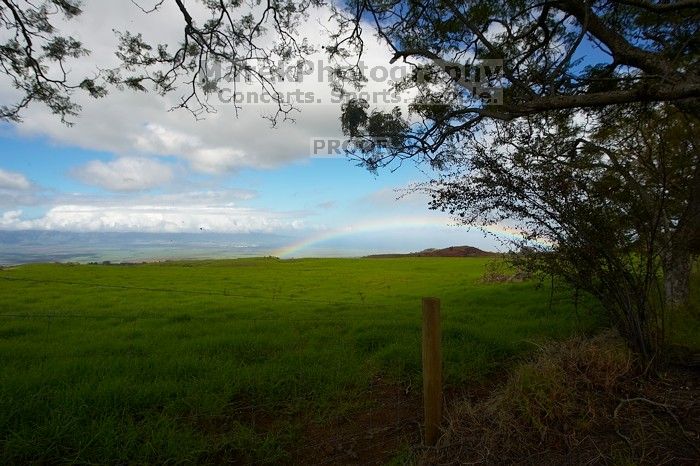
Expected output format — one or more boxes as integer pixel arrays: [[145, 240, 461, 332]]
[[365, 245, 496, 258]]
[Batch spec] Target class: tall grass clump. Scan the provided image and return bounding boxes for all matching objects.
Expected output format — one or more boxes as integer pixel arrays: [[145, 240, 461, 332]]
[[425, 331, 700, 465]]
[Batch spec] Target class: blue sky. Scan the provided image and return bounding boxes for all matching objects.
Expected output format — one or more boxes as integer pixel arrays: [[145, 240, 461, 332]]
[[0, 125, 425, 213], [0, 121, 498, 256], [0, 1, 611, 258], [0, 1, 510, 257]]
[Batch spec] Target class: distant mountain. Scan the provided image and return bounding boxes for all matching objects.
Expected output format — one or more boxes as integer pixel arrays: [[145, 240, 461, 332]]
[[365, 245, 495, 258]]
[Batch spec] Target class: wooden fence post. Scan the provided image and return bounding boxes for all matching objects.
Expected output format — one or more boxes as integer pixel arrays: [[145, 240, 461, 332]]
[[422, 297, 442, 446]]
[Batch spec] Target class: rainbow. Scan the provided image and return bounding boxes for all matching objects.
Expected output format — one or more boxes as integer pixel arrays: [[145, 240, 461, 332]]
[[273, 215, 548, 258]]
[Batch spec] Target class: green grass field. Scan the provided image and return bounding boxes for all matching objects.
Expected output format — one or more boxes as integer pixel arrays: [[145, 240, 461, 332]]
[[0, 257, 605, 463]]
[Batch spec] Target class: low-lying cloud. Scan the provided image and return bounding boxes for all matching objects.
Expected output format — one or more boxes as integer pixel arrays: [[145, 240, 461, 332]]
[[72, 157, 175, 192], [0, 168, 31, 191], [0, 204, 305, 233]]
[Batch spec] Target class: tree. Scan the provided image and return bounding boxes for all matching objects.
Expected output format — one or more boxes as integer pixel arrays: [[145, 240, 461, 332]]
[[424, 104, 698, 359], [591, 106, 699, 309], [332, 0, 699, 313]]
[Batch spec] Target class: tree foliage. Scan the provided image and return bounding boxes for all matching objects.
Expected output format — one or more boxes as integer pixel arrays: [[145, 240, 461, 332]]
[[2, 1, 698, 127], [0, 0, 106, 123], [336, 0, 699, 167], [425, 105, 698, 358], [0, 0, 322, 124], [108, 0, 321, 123]]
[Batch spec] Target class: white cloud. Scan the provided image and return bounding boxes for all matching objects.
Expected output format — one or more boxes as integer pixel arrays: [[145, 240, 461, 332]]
[[0, 204, 305, 233], [1, 2, 409, 174], [361, 185, 432, 209], [133, 123, 200, 154], [187, 148, 248, 174], [1, 210, 23, 224], [72, 157, 174, 192], [0, 168, 31, 190], [0, 187, 300, 233], [133, 124, 248, 173]]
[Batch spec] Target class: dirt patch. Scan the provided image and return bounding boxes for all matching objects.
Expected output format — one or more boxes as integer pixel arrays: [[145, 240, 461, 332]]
[[291, 377, 422, 465], [479, 258, 532, 283], [184, 378, 424, 465]]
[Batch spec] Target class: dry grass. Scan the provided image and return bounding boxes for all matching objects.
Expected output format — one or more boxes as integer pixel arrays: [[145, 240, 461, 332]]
[[479, 260, 524, 284], [421, 331, 700, 465]]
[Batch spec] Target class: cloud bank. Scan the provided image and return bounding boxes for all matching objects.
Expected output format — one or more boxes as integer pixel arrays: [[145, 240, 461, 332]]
[[72, 157, 175, 192], [0, 204, 305, 234], [0, 168, 31, 190]]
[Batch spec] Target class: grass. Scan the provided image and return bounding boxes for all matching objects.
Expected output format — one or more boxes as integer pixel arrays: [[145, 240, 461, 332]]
[[423, 331, 700, 465], [0, 257, 602, 464], [667, 261, 700, 352]]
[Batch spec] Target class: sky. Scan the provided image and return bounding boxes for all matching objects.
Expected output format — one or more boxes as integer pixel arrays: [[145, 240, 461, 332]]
[[0, 1, 529, 258]]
